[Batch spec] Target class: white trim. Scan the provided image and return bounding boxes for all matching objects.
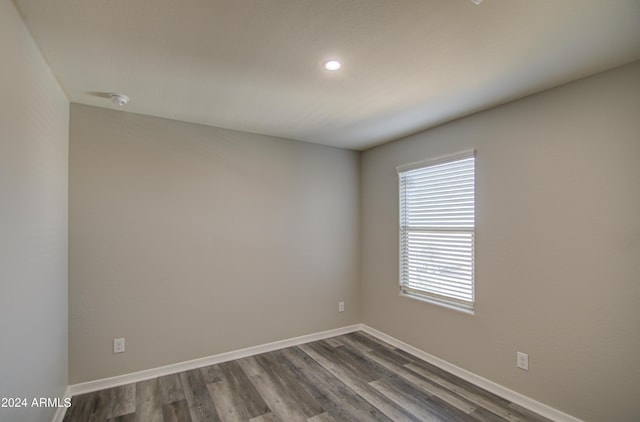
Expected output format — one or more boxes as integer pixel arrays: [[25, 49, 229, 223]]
[[395, 148, 475, 173], [361, 325, 583, 422], [67, 324, 361, 397], [399, 291, 475, 315], [51, 386, 72, 422]]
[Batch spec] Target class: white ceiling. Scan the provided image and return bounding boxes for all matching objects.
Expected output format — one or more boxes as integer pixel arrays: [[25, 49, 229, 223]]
[[14, 0, 640, 150]]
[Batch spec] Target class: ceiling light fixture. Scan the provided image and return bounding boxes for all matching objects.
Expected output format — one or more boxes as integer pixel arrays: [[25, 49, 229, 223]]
[[109, 93, 130, 106], [470, 0, 485, 4], [323, 60, 342, 71]]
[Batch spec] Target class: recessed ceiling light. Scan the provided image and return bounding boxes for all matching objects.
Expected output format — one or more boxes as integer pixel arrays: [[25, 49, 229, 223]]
[[323, 60, 342, 71], [109, 93, 130, 106]]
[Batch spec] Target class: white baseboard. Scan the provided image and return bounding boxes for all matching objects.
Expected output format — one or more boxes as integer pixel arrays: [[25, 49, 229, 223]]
[[61, 323, 581, 422], [361, 324, 583, 422], [67, 324, 362, 397], [51, 386, 72, 422]]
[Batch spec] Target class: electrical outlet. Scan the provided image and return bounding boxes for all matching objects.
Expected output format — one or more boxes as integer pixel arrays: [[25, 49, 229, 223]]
[[114, 337, 125, 354], [516, 351, 528, 371], [338, 301, 345, 313]]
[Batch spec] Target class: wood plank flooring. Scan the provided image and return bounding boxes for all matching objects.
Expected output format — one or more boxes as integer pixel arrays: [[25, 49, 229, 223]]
[[62, 331, 551, 422]]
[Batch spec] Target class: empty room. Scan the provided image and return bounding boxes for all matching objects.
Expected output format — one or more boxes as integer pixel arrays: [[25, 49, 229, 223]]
[[1, 0, 639, 421]]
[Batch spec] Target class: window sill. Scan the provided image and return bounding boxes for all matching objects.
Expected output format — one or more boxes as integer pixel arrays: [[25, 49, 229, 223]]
[[399, 291, 475, 316]]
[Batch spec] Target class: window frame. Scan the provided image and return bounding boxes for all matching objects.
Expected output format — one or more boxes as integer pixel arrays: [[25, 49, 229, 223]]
[[397, 150, 476, 314]]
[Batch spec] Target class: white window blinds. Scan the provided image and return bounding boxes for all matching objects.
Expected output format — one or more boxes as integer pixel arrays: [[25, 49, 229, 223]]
[[398, 151, 475, 312]]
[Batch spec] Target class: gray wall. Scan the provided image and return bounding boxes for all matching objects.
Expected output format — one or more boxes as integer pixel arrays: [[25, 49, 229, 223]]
[[0, 1, 69, 421], [360, 60, 640, 422], [69, 104, 360, 383]]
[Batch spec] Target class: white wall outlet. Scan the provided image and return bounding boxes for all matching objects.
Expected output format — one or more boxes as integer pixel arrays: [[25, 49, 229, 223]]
[[113, 337, 125, 354], [338, 301, 345, 313], [516, 351, 529, 370]]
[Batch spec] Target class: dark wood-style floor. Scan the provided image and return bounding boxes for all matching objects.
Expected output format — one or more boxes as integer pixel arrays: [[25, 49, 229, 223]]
[[62, 331, 551, 421]]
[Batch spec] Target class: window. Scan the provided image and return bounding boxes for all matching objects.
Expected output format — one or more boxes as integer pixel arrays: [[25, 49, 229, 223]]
[[397, 151, 475, 313]]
